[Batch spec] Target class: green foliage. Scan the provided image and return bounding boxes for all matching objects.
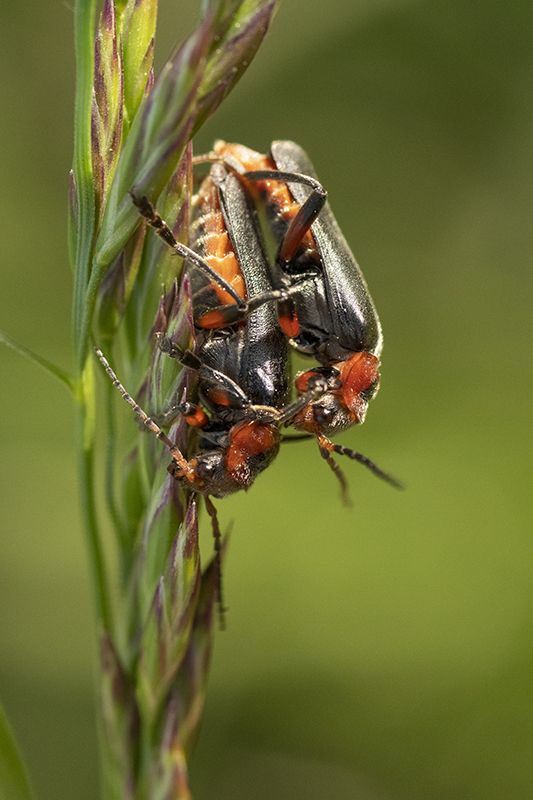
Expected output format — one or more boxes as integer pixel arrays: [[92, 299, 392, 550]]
[[0, 333, 74, 390], [3, 2, 533, 798], [68, 0, 280, 796], [0, 701, 35, 800]]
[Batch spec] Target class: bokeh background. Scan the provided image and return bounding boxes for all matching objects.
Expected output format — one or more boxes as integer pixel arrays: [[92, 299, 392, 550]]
[[1, 0, 532, 797]]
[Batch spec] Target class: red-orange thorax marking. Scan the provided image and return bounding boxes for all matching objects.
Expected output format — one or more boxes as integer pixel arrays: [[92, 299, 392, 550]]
[[294, 352, 380, 433], [336, 352, 380, 422], [226, 420, 280, 485]]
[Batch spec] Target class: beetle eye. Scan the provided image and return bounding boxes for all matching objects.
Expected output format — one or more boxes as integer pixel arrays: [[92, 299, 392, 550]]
[[312, 405, 333, 425], [168, 461, 183, 479], [196, 461, 215, 480], [360, 378, 380, 402]]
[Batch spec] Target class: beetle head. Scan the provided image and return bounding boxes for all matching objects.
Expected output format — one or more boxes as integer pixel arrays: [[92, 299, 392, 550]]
[[167, 420, 280, 498], [292, 352, 380, 437]]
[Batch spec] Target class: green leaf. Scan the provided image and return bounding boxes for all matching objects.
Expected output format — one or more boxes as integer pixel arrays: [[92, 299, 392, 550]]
[[72, 0, 98, 370], [93, 24, 207, 269], [136, 501, 200, 721], [99, 632, 138, 797], [0, 331, 74, 391], [146, 714, 192, 800], [0, 699, 35, 800], [173, 545, 221, 757], [123, 146, 192, 356], [94, 221, 146, 343], [93, 0, 279, 270], [67, 171, 78, 273], [120, 0, 158, 132], [193, 0, 281, 133], [93, 0, 124, 221]]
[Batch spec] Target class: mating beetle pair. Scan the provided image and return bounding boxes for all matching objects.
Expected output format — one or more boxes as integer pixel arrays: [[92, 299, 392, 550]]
[[96, 140, 400, 606], [97, 153, 328, 612], [203, 142, 399, 500]]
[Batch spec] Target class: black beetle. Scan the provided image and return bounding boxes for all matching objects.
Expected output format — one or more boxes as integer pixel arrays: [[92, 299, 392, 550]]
[[97, 162, 327, 617], [198, 141, 400, 498]]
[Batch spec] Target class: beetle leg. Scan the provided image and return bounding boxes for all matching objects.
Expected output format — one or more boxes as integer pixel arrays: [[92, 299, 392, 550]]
[[194, 156, 328, 265], [131, 192, 247, 310], [317, 443, 352, 507], [259, 375, 328, 426], [191, 151, 220, 166], [155, 333, 250, 410], [241, 169, 327, 264], [204, 495, 227, 630], [196, 286, 291, 328], [155, 401, 209, 430]]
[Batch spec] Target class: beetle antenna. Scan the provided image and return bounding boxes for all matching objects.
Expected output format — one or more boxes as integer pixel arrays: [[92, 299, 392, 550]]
[[330, 442, 404, 490], [94, 348, 195, 483]]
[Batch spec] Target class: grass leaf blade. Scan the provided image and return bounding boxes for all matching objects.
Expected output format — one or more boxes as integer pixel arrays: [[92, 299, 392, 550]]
[[0, 698, 35, 800], [0, 331, 74, 390]]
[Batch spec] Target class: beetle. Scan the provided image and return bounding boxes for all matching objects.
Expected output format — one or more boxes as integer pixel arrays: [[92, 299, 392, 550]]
[[194, 141, 400, 497], [99, 162, 327, 617], [95, 344, 324, 621]]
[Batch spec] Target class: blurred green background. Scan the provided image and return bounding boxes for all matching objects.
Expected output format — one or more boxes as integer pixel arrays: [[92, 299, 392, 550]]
[[1, 0, 532, 797]]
